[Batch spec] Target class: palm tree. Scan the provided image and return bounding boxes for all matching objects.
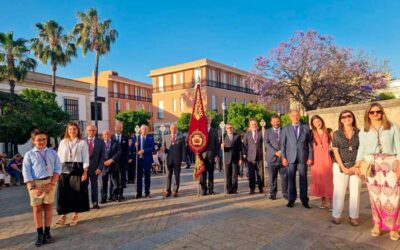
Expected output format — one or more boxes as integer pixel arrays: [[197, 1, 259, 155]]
[[31, 20, 76, 93], [0, 32, 37, 95], [71, 8, 118, 129]]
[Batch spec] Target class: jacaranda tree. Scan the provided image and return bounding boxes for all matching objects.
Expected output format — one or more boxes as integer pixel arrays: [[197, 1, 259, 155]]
[[247, 30, 389, 111]]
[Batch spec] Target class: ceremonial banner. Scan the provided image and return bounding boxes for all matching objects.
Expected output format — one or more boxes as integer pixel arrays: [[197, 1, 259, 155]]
[[187, 83, 208, 179]]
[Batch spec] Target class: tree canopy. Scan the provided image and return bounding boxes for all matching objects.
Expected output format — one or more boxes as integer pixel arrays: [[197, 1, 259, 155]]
[[115, 110, 151, 136], [248, 30, 389, 111]]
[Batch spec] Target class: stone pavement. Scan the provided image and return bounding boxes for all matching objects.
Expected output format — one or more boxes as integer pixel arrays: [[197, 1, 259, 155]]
[[1, 168, 400, 250]]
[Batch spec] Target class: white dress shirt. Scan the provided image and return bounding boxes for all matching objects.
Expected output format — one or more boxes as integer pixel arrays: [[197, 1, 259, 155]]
[[57, 138, 90, 169]]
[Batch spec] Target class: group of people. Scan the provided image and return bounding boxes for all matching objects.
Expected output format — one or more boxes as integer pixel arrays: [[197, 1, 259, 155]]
[[20, 101, 400, 247], [0, 153, 23, 188]]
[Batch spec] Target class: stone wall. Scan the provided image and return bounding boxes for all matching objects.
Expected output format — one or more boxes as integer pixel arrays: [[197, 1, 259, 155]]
[[307, 99, 400, 131]]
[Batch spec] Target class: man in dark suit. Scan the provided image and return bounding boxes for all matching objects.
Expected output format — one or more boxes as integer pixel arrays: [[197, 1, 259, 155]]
[[243, 118, 265, 194], [265, 115, 287, 200], [162, 124, 186, 197], [221, 123, 242, 194], [86, 125, 105, 209], [101, 130, 121, 203], [280, 110, 313, 208], [130, 125, 154, 198], [200, 116, 219, 195], [112, 121, 129, 200]]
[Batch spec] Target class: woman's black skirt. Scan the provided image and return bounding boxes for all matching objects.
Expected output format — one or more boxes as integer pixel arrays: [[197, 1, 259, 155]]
[[57, 162, 89, 215]]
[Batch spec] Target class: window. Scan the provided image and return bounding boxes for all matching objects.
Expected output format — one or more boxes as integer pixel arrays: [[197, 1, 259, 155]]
[[221, 72, 227, 83], [180, 72, 184, 84], [233, 98, 237, 103], [158, 76, 164, 92], [113, 83, 118, 93], [208, 69, 217, 81], [224, 97, 228, 105], [232, 75, 237, 86], [173, 73, 177, 85], [90, 102, 103, 121], [115, 101, 120, 114], [126, 102, 130, 111], [125, 85, 129, 98], [211, 95, 216, 111], [180, 97, 184, 111], [173, 99, 177, 112], [194, 68, 201, 83], [158, 100, 164, 119], [64, 98, 79, 120]]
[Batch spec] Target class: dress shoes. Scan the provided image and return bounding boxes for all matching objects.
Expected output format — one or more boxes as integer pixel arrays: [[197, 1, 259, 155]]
[[43, 233, 54, 244], [302, 203, 312, 209], [201, 191, 207, 196], [135, 194, 143, 199], [35, 235, 44, 247], [269, 196, 277, 200], [92, 204, 100, 209], [173, 192, 178, 198], [145, 194, 152, 198], [259, 188, 265, 194], [286, 202, 294, 208], [164, 192, 171, 198], [249, 190, 255, 195], [100, 199, 107, 204]]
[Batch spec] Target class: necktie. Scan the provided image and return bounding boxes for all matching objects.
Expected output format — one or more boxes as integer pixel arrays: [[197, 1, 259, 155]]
[[293, 125, 299, 138], [172, 134, 176, 144], [88, 139, 94, 155], [275, 129, 279, 141], [252, 131, 257, 142]]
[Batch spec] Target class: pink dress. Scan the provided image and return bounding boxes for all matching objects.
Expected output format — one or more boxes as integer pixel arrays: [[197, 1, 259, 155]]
[[310, 131, 333, 200]]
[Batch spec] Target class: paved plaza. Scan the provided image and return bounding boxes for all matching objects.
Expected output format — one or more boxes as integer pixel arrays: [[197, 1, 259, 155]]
[[1, 168, 400, 250]]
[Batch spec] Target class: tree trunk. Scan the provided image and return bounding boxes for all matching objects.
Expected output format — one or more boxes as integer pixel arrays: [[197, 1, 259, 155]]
[[51, 64, 57, 93], [9, 79, 15, 95], [94, 51, 100, 135], [4, 142, 9, 156], [13, 143, 18, 155], [54, 136, 59, 149]]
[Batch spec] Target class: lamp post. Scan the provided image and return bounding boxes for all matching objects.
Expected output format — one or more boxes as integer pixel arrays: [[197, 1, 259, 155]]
[[160, 125, 166, 199], [219, 121, 227, 197], [221, 101, 227, 197], [134, 125, 140, 198], [260, 119, 267, 196]]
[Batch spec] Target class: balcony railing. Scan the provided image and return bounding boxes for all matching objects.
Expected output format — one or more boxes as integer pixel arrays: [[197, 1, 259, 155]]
[[152, 82, 195, 93], [108, 92, 152, 102], [152, 80, 256, 95]]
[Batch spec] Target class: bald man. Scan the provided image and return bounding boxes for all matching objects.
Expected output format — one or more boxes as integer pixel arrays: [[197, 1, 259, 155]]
[[86, 125, 105, 209]]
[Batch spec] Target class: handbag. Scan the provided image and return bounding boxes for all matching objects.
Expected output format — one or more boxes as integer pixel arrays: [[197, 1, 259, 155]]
[[359, 143, 378, 178], [62, 162, 83, 176], [359, 159, 373, 178]]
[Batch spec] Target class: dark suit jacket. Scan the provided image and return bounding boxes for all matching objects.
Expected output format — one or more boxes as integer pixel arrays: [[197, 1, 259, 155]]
[[202, 127, 219, 161], [222, 132, 242, 165], [243, 129, 263, 162], [112, 134, 129, 161], [265, 128, 282, 164], [164, 133, 186, 166], [280, 124, 313, 164], [129, 135, 154, 165], [103, 139, 121, 173], [87, 138, 105, 176]]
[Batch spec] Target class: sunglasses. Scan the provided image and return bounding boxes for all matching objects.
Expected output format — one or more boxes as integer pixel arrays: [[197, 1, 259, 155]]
[[368, 110, 382, 115], [340, 114, 353, 119]]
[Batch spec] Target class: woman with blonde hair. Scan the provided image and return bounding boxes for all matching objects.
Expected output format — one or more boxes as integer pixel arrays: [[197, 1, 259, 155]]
[[355, 102, 400, 240], [56, 122, 90, 226]]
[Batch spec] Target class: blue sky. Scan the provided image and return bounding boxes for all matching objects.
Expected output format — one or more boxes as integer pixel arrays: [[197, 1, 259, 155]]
[[1, 0, 399, 83]]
